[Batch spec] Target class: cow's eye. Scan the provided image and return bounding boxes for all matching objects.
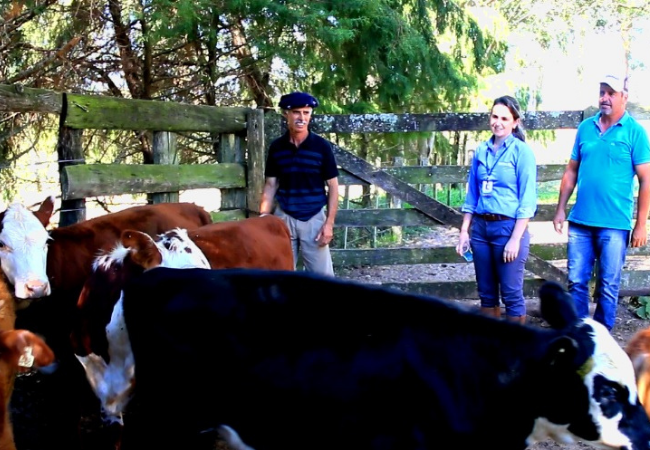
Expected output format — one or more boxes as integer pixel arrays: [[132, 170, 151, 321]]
[[0, 240, 5, 250]]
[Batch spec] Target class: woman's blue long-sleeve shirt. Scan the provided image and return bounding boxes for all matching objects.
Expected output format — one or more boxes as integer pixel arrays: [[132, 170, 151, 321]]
[[461, 134, 537, 219]]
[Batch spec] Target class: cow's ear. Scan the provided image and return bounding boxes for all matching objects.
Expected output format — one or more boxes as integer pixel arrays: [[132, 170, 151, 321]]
[[33, 195, 55, 228], [121, 230, 163, 270], [545, 336, 580, 368], [539, 281, 579, 329]]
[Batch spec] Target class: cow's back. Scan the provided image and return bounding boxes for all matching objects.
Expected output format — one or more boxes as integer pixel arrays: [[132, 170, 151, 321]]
[[187, 215, 293, 270], [121, 268, 650, 450], [48, 202, 212, 294], [123, 267, 551, 449]]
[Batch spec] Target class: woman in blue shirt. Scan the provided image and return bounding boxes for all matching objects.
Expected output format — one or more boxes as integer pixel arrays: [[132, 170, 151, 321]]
[[456, 96, 537, 324]]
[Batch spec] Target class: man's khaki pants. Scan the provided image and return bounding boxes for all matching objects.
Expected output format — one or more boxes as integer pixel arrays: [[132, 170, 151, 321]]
[[274, 206, 334, 276]]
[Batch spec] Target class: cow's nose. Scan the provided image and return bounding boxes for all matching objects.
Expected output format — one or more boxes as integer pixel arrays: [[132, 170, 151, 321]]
[[24, 280, 50, 297]]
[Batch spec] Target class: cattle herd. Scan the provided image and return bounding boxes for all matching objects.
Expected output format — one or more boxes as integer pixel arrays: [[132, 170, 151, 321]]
[[2, 196, 650, 450]]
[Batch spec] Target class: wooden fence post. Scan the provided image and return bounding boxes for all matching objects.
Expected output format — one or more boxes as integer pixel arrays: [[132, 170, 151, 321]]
[[151, 131, 179, 203], [248, 109, 275, 216], [390, 156, 404, 244], [342, 185, 350, 249], [57, 120, 85, 225], [218, 133, 246, 213]]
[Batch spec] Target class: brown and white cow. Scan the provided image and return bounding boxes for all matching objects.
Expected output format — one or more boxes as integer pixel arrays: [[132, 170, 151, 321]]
[[0, 196, 212, 450], [71, 215, 293, 428], [0, 196, 213, 303], [0, 271, 56, 450], [0, 328, 56, 450], [626, 327, 650, 419]]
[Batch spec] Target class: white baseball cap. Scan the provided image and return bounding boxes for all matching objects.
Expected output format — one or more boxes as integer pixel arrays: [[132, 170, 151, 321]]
[[600, 74, 628, 92]]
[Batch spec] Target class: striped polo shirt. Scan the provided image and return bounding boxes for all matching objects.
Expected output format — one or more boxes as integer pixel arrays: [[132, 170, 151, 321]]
[[265, 131, 339, 221]]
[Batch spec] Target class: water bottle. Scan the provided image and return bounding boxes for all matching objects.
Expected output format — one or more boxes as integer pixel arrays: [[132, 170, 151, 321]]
[[462, 245, 473, 262]]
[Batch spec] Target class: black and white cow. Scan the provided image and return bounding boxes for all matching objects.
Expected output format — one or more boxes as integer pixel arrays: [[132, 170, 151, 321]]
[[120, 267, 650, 450]]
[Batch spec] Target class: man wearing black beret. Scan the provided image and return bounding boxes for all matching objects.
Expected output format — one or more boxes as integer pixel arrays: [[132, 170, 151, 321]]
[[259, 91, 339, 276]]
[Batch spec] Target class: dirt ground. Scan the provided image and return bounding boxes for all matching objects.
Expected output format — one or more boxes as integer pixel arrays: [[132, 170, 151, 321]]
[[8, 223, 650, 450]]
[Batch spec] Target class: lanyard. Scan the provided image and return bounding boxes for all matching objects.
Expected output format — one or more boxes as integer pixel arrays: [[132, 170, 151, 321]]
[[485, 141, 509, 178]]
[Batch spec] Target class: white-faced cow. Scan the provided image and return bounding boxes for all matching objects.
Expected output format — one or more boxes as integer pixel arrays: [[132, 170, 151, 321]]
[[117, 267, 650, 450], [70, 215, 293, 433], [0, 196, 213, 304], [0, 196, 212, 450]]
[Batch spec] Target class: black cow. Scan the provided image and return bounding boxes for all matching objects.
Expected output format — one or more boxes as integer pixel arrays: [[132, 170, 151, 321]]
[[120, 267, 650, 450]]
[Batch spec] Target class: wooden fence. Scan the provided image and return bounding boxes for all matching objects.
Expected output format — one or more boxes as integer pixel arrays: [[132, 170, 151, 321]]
[[2, 83, 650, 298]]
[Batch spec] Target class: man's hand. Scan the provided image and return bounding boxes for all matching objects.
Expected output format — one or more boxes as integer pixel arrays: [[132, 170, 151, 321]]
[[631, 223, 648, 248], [552, 210, 566, 234], [315, 223, 334, 247]]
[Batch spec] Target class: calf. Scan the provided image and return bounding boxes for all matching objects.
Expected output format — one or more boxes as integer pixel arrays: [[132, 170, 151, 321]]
[[120, 268, 650, 450], [71, 228, 210, 426], [0, 196, 212, 303], [0, 270, 55, 450], [0, 328, 56, 450], [170, 215, 293, 270], [71, 216, 292, 432], [0, 196, 212, 450]]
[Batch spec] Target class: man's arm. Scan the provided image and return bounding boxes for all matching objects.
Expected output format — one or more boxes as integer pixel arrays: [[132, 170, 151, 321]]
[[325, 177, 339, 226], [315, 177, 339, 246], [632, 163, 650, 248], [259, 177, 279, 215], [553, 159, 579, 234]]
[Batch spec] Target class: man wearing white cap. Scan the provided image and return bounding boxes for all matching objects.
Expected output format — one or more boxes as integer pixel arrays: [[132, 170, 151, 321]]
[[260, 91, 339, 276], [553, 73, 650, 331]]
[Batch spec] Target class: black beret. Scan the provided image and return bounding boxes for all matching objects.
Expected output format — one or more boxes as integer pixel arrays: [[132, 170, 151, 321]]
[[278, 92, 319, 110]]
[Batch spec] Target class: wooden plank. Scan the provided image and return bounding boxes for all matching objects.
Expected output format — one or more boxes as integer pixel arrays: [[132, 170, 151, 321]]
[[380, 279, 546, 300], [0, 83, 63, 114], [332, 243, 569, 267], [525, 253, 565, 284], [210, 209, 247, 222], [218, 133, 246, 211], [151, 131, 179, 204], [377, 270, 650, 299], [335, 206, 577, 226], [338, 170, 370, 186], [338, 165, 565, 186], [247, 108, 268, 215], [61, 164, 245, 199], [379, 164, 567, 184], [311, 111, 584, 134], [333, 145, 464, 227], [64, 93, 249, 132], [56, 126, 86, 225], [336, 208, 437, 227], [620, 270, 650, 296], [333, 247, 457, 266], [535, 200, 650, 221]]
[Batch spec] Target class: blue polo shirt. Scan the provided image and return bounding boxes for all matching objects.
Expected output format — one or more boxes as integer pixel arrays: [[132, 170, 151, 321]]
[[568, 111, 650, 230], [461, 134, 537, 219], [265, 131, 339, 221]]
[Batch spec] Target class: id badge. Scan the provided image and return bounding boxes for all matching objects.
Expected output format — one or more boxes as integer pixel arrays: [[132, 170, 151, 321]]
[[481, 179, 494, 196]]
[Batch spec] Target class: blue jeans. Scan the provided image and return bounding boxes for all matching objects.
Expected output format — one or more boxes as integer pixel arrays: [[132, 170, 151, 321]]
[[567, 222, 629, 331], [470, 218, 530, 317]]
